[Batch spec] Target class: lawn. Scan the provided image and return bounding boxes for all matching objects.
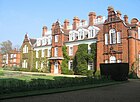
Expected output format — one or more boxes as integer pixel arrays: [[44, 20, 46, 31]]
[[0, 68, 56, 81], [0, 68, 123, 100]]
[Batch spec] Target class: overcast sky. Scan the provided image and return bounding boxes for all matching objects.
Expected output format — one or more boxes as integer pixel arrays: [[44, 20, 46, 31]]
[[0, 0, 140, 47]]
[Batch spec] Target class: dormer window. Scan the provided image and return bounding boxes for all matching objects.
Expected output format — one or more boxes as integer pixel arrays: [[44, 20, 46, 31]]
[[109, 29, 116, 44], [78, 30, 84, 40], [91, 29, 95, 38], [37, 39, 41, 46]]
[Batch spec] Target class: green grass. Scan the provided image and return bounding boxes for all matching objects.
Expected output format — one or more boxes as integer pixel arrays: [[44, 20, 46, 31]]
[[0, 68, 56, 81]]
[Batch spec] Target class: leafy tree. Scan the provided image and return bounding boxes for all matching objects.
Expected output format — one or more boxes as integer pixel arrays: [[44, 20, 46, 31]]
[[61, 46, 70, 74], [0, 40, 12, 54], [73, 44, 88, 75]]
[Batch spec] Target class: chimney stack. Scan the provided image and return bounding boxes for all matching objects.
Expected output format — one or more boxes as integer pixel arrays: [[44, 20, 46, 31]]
[[116, 10, 121, 19], [64, 19, 69, 30], [51, 23, 55, 34], [124, 15, 129, 24], [81, 19, 86, 26], [88, 12, 96, 26], [107, 6, 114, 14], [73, 16, 80, 30], [42, 26, 47, 37]]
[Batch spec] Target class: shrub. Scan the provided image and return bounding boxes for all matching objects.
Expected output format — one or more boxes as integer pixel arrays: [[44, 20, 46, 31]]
[[0, 77, 112, 94], [0, 70, 4, 76], [86, 70, 93, 77]]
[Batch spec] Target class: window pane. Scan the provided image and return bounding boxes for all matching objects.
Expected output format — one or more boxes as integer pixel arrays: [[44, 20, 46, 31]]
[[117, 32, 121, 43], [105, 34, 108, 45]]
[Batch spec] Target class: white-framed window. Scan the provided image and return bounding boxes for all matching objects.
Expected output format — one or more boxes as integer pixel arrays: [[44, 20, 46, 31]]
[[42, 50, 45, 57], [48, 49, 51, 57], [109, 29, 116, 44], [88, 44, 91, 54], [69, 46, 73, 56], [78, 30, 84, 40], [110, 56, 116, 63], [37, 39, 41, 46], [22, 60, 27, 68], [117, 60, 122, 63], [11, 54, 13, 58], [105, 33, 108, 45], [36, 51, 39, 58], [36, 61, 38, 69], [90, 29, 95, 38], [47, 61, 49, 67], [105, 60, 108, 63], [13, 59, 16, 62], [41, 62, 43, 69], [68, 60, 73, 70], [54, 47, 58, 57], [14, 54, 16, 58], [117, 32, 121, 43], [42, 38, 47, 46], [88, 61, 94, 70], [55, 35, 59, 42], [23, 45, 28, 53]]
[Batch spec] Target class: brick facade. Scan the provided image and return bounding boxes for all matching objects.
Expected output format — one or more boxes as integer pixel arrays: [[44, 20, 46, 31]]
[[19, 6, 140, 77]]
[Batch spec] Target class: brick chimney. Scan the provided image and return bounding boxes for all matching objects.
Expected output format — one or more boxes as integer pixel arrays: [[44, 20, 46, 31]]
[[51, 23, 55, 34], [116, 10, 121, 19], [42, 26, 47, 37], [81, 19, 86, 26], [107, 6, 114, 14], [88, 12, 96, 26], [124, 15, 129, 24], [73, 16, 80, 30], [64, 19, 69, 30]]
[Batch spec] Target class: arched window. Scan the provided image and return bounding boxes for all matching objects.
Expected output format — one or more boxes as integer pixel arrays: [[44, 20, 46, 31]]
[[109, 29, 116, 44], [110, 56, 116, 63]]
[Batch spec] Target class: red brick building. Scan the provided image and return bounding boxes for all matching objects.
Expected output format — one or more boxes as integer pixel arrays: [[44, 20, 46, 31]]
[[97, 6, 140, 77], [20, 6, 140, 77], [0, 49, 20, 68]]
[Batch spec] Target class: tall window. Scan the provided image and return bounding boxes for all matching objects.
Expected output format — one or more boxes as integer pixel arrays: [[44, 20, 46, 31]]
[[36, 61, 38, 69], [117, 32, 121, 43], [105, 33, 108, 45], [37, 39, 41, 46], [42, 50, 45, 57], [105, 60, 108, 63], [68, 60, 73, 70], [110, 56, 116, 63], [22, 60, 27, 68], [91, 29, 95, 38], [54, 47, 58, 57], [13, 59, 16, 62], [55, 35, 58, 42], [69, 46, 73, 56], [48, 49, 51, 57], [36, 51, 39, 58], [109, 29, 116, 44], [41, 62, 43, 69], [88, 61, 94, 70], [23, 45, 28, 53]]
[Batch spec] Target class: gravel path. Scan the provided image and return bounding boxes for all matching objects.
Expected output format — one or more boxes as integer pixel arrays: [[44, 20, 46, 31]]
[[1, 79, 140, 102]]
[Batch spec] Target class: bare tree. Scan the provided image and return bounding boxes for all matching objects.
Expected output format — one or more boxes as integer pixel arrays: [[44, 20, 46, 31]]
[[0, 40, 12, 54]]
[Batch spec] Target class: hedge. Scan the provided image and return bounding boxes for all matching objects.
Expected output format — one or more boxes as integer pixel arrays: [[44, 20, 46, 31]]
[[0, 77, 112, 94]]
